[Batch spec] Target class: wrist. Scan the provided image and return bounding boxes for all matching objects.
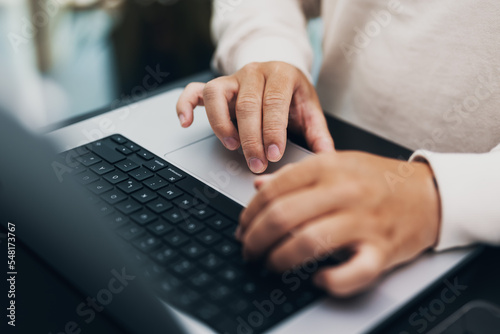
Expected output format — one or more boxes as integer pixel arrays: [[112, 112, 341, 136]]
[[414, 161, 441, 249]]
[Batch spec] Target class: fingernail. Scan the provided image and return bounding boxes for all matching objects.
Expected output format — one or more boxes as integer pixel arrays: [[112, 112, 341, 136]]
[[267, 144, 281, 162], [234, 226, 242, 241], [223, 137, 239, 150], [248, 158, 264, 173], [179, 114, 186, 127]]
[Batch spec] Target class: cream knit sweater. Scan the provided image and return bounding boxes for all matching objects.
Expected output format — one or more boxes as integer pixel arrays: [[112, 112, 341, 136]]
[[211, 0, 500, 250]]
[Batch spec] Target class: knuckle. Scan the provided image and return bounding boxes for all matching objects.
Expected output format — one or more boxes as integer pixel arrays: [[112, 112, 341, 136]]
[[265, 202, 288, 232], [297, 229, 320, 253], [210, 121, 231, 136], [263, 91, 288, 110], [263, 125, 285, 141], [203, 80, 220, 99], [240, 136, 262, 152], [236, 93, 262, 114], [241, 62, 261, 74]]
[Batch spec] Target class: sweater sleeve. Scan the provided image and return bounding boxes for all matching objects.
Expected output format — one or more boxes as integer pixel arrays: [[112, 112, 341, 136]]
[[211, 0, 316, 81], [410, 144, 500, 251]]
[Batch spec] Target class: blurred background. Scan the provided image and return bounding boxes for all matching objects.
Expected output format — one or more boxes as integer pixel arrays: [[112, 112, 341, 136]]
[[0, 0, 322, 129]]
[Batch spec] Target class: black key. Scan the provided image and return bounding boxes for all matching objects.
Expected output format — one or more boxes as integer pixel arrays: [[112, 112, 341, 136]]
[[103, 170, 128, 184], [199, 253, 223, 270], [181, 242, 206, 259], [207, 215, 233, 230], [150, 246, 178, 265], [117, 225, 145, 241], [228, 299, 250, 314], [214, 240, 240, 257], [208, 284, 232, 302], [128, 250, 149, 267], [147, 220, 174, 236], [294, 290, 318, 308], [194, 302, 220, 321], [143, 159, 167, 172], [116, 146, 133, 155], [178, 219, 205, 235], [164, 230, 189, 247], [124, 142, 140, 152], [96, 203, 114, 216], [100, 189, 127, 205], [116, 199, 141, 215], [137, 150, 154, 160], [87, 179, 113, 194], [218, 265, 242, 284], [76, 170, 99, 185], [196, 229, 222, 246], [143, 176, 168, 190], [157, 274, 182, 294], [117, 179, 143, 194], [188, 271, 213, 289], [129, 167, 154, 181], [163, 208, 188, 224], [76, 153, 101, 166], [88, 142, 126, 163], [106, 213, 129, 229], [90, 161, 115, 175], [111, 135, 127, 144], [174, 195, 196, 210], [143, 263, 166, 280], [131, 209, 157, 225], [176, 177, 243, 221], [115, 159, 139, 172], [69, 164, 86, 175], [131, 188, 157, 204], [133, 235, 162, 253], [146, 198, 172, 214], [241, 281, 258, 295], [64, 146, 88, 157], [158, 186, 183, 200], [177, 288, 201, 307], [158, 166, 185, 183], [223, 225, 238, 240], [189, 206, 215, 220], [171, 258, 195, 275]]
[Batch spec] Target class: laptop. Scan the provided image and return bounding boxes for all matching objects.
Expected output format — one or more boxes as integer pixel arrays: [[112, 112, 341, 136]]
[[1, 89, 479, 334]]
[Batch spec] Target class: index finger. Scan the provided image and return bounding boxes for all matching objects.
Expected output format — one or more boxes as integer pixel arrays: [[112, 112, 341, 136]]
[[239, 154, 325, 233]]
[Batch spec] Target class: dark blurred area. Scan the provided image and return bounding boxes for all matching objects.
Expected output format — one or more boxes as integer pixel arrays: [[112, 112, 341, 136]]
[[113, 0, 214, 94], [0, 0, 215, 127]]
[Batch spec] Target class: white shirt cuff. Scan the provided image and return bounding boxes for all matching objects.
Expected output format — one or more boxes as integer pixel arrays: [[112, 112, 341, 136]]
[[410, 149, 500, 251]]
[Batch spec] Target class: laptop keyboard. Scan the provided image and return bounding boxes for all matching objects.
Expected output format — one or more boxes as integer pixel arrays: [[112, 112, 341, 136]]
[[58, 135, 326, 333]]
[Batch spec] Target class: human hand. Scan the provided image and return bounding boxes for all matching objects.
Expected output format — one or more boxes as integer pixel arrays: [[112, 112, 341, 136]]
[[176, 61, 334, 173], [237, 151, 440, 296]]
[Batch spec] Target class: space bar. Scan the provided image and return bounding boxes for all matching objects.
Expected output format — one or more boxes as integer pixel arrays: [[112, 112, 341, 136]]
[[175, 177, 243, 221]]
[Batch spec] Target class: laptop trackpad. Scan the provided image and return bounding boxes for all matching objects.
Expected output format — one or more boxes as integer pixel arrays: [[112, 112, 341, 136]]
[[164, 135, 312, 206]]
